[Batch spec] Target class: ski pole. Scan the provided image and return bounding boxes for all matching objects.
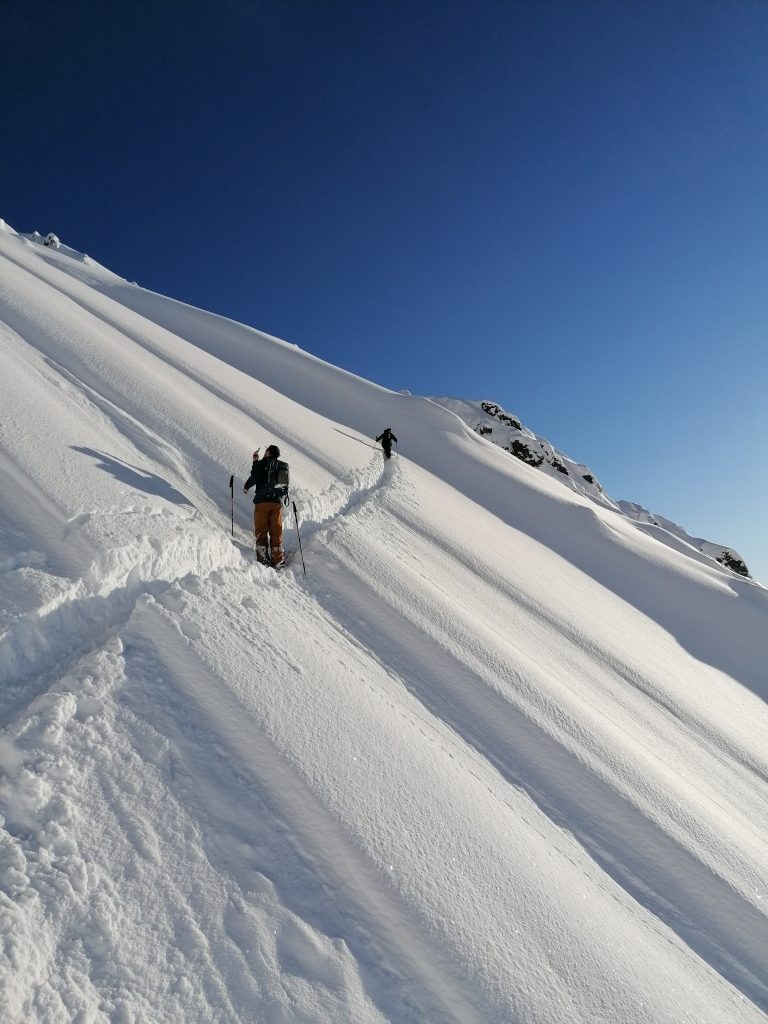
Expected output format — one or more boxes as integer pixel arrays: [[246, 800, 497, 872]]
[[332, 428, 377, 450], [229, 475, 234, 536], [292, 500, 306, 574]]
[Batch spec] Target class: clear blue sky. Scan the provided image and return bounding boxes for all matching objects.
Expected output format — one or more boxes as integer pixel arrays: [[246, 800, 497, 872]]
[[3, 1, 767, 581]]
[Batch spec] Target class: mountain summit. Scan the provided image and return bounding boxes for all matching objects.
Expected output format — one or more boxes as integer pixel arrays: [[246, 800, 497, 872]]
[[1, 222, 767, 1023]]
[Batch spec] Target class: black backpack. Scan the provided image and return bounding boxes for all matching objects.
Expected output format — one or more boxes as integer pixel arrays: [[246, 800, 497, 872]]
[[267, 458, 289, 495]]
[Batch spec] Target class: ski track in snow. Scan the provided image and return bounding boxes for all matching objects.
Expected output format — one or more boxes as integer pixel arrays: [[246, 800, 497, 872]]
[[7, 455, 762, 1020], [0, 458, 488, 1023], [0, 447, 388, 723], [2, 228, 768, 1023], [133, 460, 767, 1022]]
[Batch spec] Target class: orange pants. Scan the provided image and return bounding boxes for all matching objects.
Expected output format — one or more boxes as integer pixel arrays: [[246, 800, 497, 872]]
[[254, 502, 283, 564]]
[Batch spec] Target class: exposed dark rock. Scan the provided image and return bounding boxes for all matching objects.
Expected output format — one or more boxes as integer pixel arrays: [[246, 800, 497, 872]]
[[498, 413, 522, 429], [481, 401, 502, 417], [717, 551, 750, 577], [509, 440, 544, 467]]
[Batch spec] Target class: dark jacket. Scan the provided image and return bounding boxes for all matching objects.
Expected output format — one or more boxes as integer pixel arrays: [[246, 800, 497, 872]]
[[244, 457, 289, 503], [376, 429, 397, 447]]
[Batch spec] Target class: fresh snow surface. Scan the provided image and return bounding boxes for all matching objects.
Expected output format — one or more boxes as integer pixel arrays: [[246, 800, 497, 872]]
[[1, 223, 767, 1024]]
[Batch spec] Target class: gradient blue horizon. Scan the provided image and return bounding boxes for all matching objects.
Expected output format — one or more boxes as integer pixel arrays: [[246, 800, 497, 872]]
[[3, 1, 766, 581]]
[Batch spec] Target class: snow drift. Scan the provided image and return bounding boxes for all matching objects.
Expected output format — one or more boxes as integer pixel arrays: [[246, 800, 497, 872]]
[[1, 222, 767, 1024]]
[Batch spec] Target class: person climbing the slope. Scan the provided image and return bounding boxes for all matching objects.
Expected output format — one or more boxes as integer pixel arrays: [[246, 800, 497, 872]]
[[375, 427, 397, 459], [243, 445, 290, 566]]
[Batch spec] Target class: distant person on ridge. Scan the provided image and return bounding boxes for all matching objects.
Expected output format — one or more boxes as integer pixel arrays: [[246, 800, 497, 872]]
[[243, 445, 290, 566], [375, 427, 397, 459]]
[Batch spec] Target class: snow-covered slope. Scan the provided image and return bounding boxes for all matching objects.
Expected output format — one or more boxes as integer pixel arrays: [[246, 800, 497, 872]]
[[433, 396, 752, 578], [1, 222, 767, 1024]]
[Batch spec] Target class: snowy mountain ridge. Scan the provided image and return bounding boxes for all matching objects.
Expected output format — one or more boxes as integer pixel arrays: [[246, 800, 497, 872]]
[[1, 221, 767, 1024], [431, 396, 751, 578]]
